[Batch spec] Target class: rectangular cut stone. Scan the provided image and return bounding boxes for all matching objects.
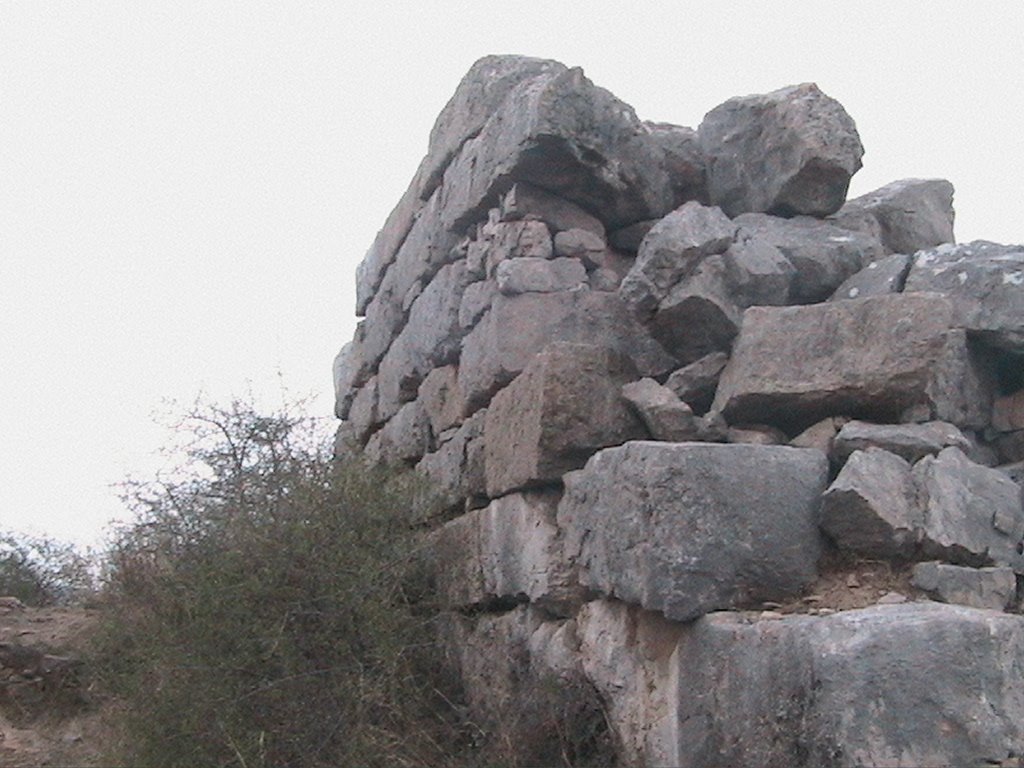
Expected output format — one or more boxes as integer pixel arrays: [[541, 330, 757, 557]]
[[484, 343, 645, 497], [671, 604, 1024, 767], [431, 491, 578, 614], [558, 442, 828, 621], [458, 290, 677, 413], [712, 293, 995, 432]]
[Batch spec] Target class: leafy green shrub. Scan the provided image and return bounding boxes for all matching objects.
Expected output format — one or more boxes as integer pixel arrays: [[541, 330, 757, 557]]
[[0, 530, 94, 606], [91, 397, 457, 768]]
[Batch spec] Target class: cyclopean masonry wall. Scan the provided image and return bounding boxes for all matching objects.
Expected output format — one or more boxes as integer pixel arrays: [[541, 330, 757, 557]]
[[333, 55, 1024, 767]]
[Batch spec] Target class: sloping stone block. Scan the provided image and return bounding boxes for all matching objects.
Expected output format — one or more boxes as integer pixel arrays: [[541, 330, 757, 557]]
[[484, 343, 645, 497], [699, 82, 864, 218], [734, 212, 886, 303], [821, 448, 921, 558], [713, 293, 995, 432], [558, 442, 827, 621], [905, 240, 1024, 352], [832, 419, 971, 464], [664, 352, 729, 412], [913, 446, 1024, 571], [828, 252, 912, 302], [671, 603, 1024, 768], [834, 178, 955, 255], [416, 409, 487, 515], [458, 289, 677, 413], [912, 561, 1017, 610], [621, 378, 698, 441]]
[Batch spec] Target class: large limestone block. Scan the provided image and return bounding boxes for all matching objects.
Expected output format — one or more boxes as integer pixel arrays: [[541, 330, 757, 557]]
[[905, 240, 1024, 352], [699, 83, 864, 218], [734, 212, 886, 303], [437, 64, 676, 231], [913, 446, 1024, 571], [712, 293, 995, 432], [484, 343, 645, 497], [576, 600, 684, 767], [671, 603, 1024, 768], [458, 289, 677, 413], [494, 256, 587, 295], [833, 178, 956, 255], [558, 442, 827, 621], [832, 419, 971, 464], [619, 201, 735, 318], [820, 448, 921, 558], [431, 491, 578, 614]]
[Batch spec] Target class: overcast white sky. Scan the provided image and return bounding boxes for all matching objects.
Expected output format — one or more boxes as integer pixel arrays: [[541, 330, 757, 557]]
[[2, 2, 1023, 548]]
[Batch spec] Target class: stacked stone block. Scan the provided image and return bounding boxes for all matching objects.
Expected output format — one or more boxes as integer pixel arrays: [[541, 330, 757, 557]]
[[334, 55, 1024, 766]]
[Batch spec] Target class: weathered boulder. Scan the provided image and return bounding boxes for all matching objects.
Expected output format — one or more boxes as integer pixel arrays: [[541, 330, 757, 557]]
[[734, 212, 886, 303], [431, 491, 578, 613], [558, 442, 827, 621], [664, 351, 729, 412], [499, 182, 605, 237], [363, 399, 431, 467], [619, 201, 735, 318], [620, 378, 698, 441], [436, 63, 678, 232], [820, 448, 921, 558], [494, 256, 587, 295], [913, 446, 1024, 571], [905, 240, 1024, 352], [712, 293, 995, 433], [457, 279, 495, 330], [671, 603, 1024, 768], [911, 561, 1017, 611], [828, 252, 912, 301], [643, 122, 708, 206], [719, 231, 796, 307], [484, 343, 645, 497], [832, 419, 971, 464], [458, 289, 677, 413], [347, 375, 381, 444], [699, 83, 863, 218], [833, 178, 955, 255]]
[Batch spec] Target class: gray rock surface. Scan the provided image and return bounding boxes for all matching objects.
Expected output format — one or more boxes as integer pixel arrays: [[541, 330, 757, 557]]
[[494, 256, 587, 295], [713, 293, 995, 432], [618, 201, 735, 318], [828, 252, 912, 301], [484, 343, 645, 497], [699, 82, 863, 217], [644, 122, 708, 207], [719, 231, 796, 307], [820, 448, 921, 558], [912, 561, 1017, 610], [417, 365, 462, 437], [905, 240, 1024, 352], [552, 228, 607, 266], [671, 603, 1024, 768], [734, 212, 886, 303], [914, 446, 1024, 571], [789, 416, 848, 454], [620, 378, 698, 441], [994, 389, 1024, 432], [833, 178, 955, 255], [458, 289, 677, 413], [558, 442, 827, 621], [832, 419, 971, 464], [415, 409, 487, 515]]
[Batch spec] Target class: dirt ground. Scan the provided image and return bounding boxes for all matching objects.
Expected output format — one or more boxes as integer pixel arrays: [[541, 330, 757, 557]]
[[0, 600, 114, 768]]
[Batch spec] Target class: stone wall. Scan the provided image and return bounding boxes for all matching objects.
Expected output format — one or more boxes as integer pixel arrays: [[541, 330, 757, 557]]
[[334, 55, 1024, 767]]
